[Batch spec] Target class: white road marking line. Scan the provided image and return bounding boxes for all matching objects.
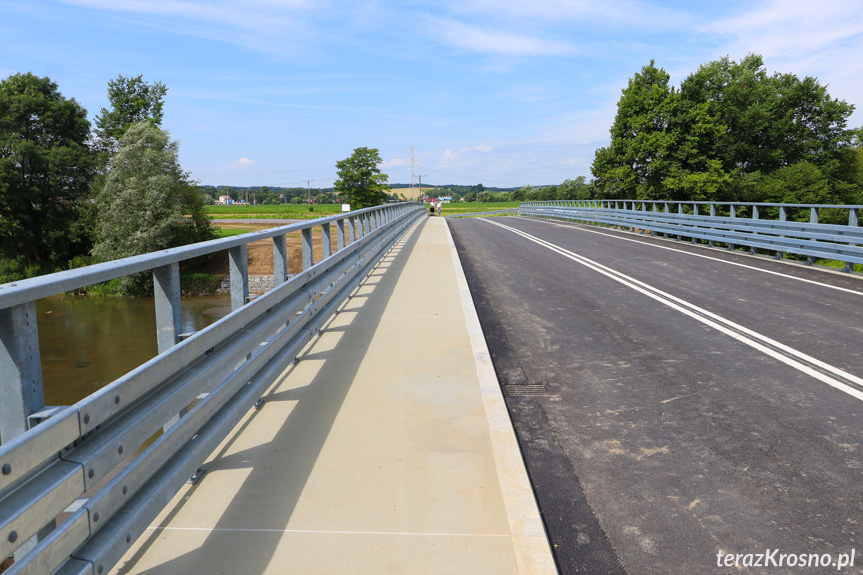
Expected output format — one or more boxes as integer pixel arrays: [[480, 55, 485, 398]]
[[147, 526, 510, 537], [521, 216, 863, 297], [483, 218, 863, 403]]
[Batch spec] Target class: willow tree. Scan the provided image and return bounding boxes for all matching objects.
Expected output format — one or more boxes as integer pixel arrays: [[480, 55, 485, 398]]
[[93, 122, 211, 291]]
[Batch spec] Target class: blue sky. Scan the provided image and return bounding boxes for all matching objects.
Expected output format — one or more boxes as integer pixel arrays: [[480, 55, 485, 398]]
[[2, 0, 861, 189]]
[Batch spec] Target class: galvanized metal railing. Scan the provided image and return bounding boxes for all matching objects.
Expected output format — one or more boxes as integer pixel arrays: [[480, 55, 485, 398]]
[[445, 209, 517, 219], [0, 202, 425, 575], [520, 200, 863, 272]]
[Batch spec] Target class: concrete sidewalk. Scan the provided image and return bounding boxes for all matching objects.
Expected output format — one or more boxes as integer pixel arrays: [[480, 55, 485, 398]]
[[110, 216, 555, 575]]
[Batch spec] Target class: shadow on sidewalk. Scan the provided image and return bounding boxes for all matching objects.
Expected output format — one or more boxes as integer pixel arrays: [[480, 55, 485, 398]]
[[114, 218, 428, 575]]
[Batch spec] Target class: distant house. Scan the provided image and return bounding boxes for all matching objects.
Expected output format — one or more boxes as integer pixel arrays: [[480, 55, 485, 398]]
[[217, 195, 234, 205]]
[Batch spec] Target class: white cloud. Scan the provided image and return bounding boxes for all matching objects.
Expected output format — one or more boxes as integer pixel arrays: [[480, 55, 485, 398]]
[[382, 157, 408, 168], [700, 0, 863, 123], [433, 18, 578, 56], [55, 0, 322, 54], [237, 157, 256, 166], [702, 0, 863, 60], [442, 0, 693, 30]]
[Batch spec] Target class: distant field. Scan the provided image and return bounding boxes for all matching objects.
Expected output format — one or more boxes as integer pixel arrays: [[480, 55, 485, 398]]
[[441, 202, 520, 215], [204, 201, 522, 220], [205, 204, 343, 219]]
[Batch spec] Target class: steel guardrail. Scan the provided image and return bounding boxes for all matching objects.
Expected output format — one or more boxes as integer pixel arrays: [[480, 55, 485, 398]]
[[445, 209, 517, 219], [519, 200, 862, 272], [0, 202, 426, 575]]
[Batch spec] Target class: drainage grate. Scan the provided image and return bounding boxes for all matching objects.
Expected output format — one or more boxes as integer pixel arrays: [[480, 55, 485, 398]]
[[505, 383, 549, 396]]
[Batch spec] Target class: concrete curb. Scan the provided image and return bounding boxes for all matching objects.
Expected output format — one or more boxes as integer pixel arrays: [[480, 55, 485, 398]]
[[443, 219, 558, 574]]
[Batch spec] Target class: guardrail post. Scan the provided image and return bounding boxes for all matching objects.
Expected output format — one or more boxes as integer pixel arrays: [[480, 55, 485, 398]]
[[154, 262, 189, 431], [709, 204, 716, 246], [0, 302, 44, 443], [337, 218, 346, 251], [348, 216, 357, 243], [807, 208, 819, 265], [229, 245, 249, 311], [302, 227, 314, 270], [845, 208, 859, 272], [663, 203, 670, 238], [0, 306, 55, 564], [153, 263, 183, 353], [691, 204, 699, 243], [639, 202, 647, 234], [322, 223, 332, 260], [273, 234, 288, 286], [776, 206, 787, 260], [750, 205, 760, 254], [728, 204, 737, 251]]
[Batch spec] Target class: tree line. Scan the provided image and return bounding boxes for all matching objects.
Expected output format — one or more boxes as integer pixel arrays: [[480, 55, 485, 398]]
[[0, 73, 213, 288], [199, 185, 339, 205], [2, 56, 860, 284], [591, 54, 863, 207]]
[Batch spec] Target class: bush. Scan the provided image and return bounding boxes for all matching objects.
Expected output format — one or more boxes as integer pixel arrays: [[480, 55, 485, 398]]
[[180, 272, 221, 294], [0, 256, 26, 284]]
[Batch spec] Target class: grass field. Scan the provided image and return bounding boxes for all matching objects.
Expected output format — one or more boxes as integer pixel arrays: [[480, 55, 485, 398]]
[[440, 202, 520, 215], [205, 204, 344, 219], [212, 226, 261, 238], [205, 201, 521, 219]]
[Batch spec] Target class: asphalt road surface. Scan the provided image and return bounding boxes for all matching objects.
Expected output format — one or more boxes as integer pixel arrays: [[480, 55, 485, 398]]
[[448, 215, 863, 575]]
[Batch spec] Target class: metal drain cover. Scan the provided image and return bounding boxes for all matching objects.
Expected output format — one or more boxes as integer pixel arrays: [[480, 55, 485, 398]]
[[504, 383, 548, 396]]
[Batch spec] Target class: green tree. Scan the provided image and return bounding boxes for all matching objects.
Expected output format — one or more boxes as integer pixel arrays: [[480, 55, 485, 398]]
[[0, 73, 96, 270], [94, 75, 167, 156], [510, 187, 528, 202], [592, 61, 679, 199], [593, 55, 857, 203], [333, 147, 390, 209], [93, 123, 210, 291], [557, 177, 594, 200], [680, 55, 855, 176]]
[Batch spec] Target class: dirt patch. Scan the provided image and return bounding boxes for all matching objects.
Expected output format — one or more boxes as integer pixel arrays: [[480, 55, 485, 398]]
[[203, 223, 341, 277]]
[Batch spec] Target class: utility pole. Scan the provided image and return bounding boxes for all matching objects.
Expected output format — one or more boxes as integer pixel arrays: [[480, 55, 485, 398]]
[[306, 180, 313, 204], [417, 174, 427, 200], [410, 147, 416, 199]]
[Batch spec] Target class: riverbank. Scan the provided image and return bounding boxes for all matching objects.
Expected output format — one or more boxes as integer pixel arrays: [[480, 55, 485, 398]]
[[193, 222, 340, 294]]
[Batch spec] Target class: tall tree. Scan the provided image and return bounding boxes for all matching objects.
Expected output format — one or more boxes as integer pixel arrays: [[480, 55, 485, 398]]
[[333, 147, 390, 209], [593, 55, 858, 203], [94, 74, 167, 156], [592, 61, 681, 199], [0, 73, 95, 268], [92, 122, 211, 291], [679, 54, 856, 177]]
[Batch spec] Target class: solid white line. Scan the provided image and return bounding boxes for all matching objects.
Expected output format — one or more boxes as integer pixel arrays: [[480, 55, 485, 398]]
[[525, 217, 863, 297], [483, 219, 863, 403], [147, 526, 510, 537]]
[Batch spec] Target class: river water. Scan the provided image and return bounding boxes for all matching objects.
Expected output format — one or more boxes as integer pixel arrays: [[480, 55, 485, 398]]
[[36, 294, 232, 406]]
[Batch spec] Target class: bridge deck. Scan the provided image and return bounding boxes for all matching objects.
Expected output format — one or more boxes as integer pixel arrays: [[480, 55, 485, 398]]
[[108, 216, 554, 574]]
